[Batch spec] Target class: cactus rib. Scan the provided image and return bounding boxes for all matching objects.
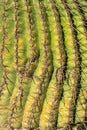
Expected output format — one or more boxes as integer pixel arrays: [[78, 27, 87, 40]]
[[39, 0, 67, 129]]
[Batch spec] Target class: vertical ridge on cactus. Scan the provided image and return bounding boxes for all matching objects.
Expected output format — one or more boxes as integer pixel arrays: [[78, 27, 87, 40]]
[[66, 0, 87, 125], [39, 0, 67, 129], [0, 0, 87, 130]]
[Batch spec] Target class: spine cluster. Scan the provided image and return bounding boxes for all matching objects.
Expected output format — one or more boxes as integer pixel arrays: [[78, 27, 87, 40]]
[[0, 0, 87, 130]]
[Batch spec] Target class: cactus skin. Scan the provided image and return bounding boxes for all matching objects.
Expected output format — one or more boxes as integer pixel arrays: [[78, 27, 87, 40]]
[[0, 0, 87, 130], [67, 0, 87, 126]]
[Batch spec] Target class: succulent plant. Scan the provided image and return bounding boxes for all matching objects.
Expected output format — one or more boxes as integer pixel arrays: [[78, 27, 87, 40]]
[[0, 0, 87, 130]]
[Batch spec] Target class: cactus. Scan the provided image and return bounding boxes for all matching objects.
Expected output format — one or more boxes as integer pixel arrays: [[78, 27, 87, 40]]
[[0, 0, 87, 130]]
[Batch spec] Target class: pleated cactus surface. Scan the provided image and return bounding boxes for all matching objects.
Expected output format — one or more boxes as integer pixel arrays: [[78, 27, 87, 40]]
[[0, 0, 87, 130]]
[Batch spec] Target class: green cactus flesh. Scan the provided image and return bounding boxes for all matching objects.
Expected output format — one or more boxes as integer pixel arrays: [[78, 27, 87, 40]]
[[0, 0, 87, 130]]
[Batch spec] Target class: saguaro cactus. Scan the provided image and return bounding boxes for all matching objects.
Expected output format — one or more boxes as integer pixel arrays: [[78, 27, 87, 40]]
[[0, 0, 87, 130]]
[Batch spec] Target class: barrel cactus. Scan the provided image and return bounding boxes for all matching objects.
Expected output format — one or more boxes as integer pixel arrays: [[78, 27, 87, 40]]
[[0, 0, 87, 129]]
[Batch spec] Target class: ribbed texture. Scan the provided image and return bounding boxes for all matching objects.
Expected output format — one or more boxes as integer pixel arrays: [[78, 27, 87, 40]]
[[0, 0, 87, 130]]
